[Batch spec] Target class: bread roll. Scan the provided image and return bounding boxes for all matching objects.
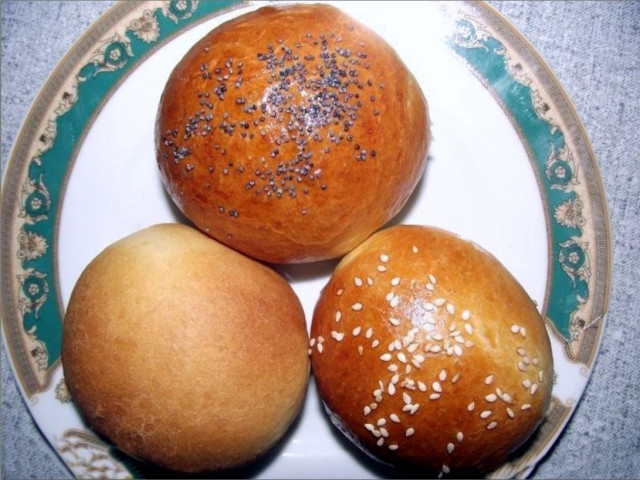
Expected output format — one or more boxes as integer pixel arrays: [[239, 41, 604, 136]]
[[156, 3, 429, 263], [310, 225, 553, 475], [62, 224, 309, 472]]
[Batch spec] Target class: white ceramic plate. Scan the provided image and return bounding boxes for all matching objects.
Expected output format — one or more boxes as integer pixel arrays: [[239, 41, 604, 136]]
[[1, 1, 610, 478]]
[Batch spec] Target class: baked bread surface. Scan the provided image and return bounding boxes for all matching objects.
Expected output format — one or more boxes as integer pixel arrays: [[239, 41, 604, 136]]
[[310, 225, 553, 475], [62, 223, 310, 472], [156, 3, 430, 263]]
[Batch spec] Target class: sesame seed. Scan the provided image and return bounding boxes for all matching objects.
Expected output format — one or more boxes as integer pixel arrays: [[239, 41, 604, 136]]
[[385, 292, 394, 301], [462, 310, 471, 320], [412, 353, 424, 364], [533, 357, 540, 366], [380, 353, 392, 361], [520, 327, 527, 337], [431, 332, 443, 341], [412, 245, 419, 253], [517, 347, 527, 356], [426, 283, 435, 291], [468, 402, 475, 411], [402, 404, 413, 412], [407, 342, 419, 354], [377, 418, 386, 426], [454, 345, 463, 357], [465, 340, 475, 348], [539, 371, 545, 382], [480, 410, 492, 419], [397, 352, 407, 363], [317, 343, 324, 353], [379, 254, 389, 263], [485, 394, 498, 402], [388, 364, 398, 372], [424, 302, 435, 311], [531, 383, 539, 394], [390, 296, 400, 308], [335, 311, 342, 322], [464, 324, 474, 335], [336, 288, 344, 296], [410, 404, 420, 414], [391, 277, 401, 286], [429, 393, 441, 400], [521, 404, 531, 410], [518, 361, 527, 372], [366, 328, 373, 338], [388, 340, 396, 352], [522, 379, 532, 389], [507, 407, 515, 418], [430, 345, 442, 353], [377, 265, 387, 272], [487, 421, 498, 430], [434, 298, 446, 306], [364, 406, 371, 415], [432, 381, 443, 393], [406, 427, 415, 436], [354, 276, 363, 286], [502, 393, 513, 403], [418, 381, 427, 392], [391, 374, 400, 384], [511, 325, 521, 334], [447, 443, 455, 454], [389, 317, 401, 326], [331, 330, 345, 341], [456, 432, 464, 442], [358, 346, 364, 355], [452, 372, 461, 383], [442, 465, 451, 474], [446, 303, 455, 315], [353, 326, 362, 336], [377, 438, 384, 447], [352, 303, 363, 311], [429, 274, 437, 284], [310, 338, 316, 347], [364, 423, 375, 431], [367, 277, 374, 285], [371, 339, 380, 348], [388, 444, 398, 451], [403, 392, 412, 404], [380, 427, 389, 437], [484, 375, 494, 385]]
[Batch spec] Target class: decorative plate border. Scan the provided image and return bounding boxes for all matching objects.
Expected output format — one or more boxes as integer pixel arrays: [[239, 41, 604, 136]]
[[0, 1, 610, 478]]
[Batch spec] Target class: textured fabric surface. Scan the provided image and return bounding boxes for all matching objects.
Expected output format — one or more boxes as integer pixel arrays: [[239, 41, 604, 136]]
[[1, 1, 638, 479]]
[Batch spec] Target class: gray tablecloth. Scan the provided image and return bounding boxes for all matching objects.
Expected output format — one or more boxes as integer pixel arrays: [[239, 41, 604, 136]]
[[2, 1, 638, 479]]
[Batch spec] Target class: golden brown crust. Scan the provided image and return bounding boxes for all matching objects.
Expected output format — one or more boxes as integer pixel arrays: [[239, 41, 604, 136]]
[[156, 4, 429, 263], [62, 224, 309, 472], [310, 225, 553, 475]]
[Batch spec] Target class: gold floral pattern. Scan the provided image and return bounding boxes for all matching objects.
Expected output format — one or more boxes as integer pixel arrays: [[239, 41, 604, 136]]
[[17, 230, 48, 261], [554, 198, 586, 231]]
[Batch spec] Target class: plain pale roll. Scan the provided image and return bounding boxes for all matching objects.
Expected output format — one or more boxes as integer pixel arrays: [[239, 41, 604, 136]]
[[62, 223, 310, 473]]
